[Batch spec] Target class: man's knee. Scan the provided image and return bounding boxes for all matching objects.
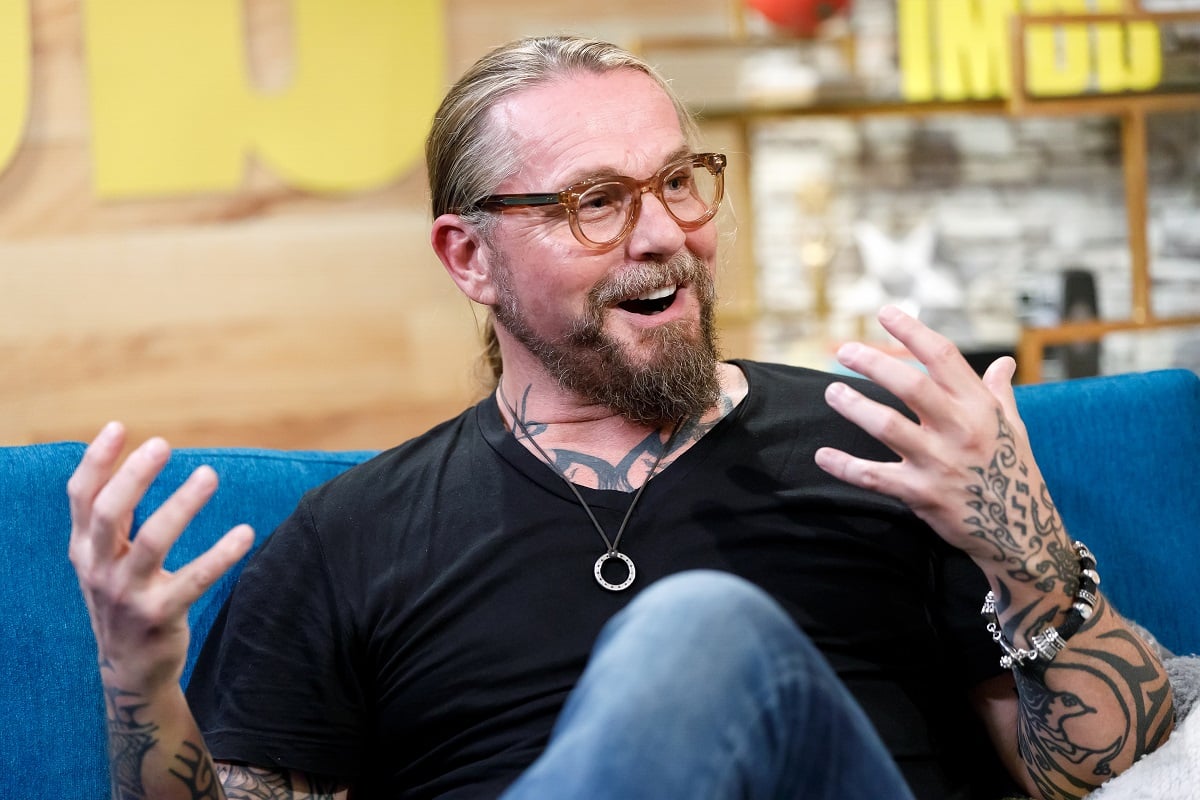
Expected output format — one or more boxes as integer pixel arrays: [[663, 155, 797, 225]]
[[606, 570, 815, 664], [629, 570, 778, 620]]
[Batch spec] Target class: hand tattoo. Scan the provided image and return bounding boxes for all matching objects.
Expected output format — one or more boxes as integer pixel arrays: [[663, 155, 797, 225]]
[[963, 410, 1073, 609]]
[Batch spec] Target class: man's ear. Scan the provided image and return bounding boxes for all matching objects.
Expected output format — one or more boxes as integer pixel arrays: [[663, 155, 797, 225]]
[[431, 214, 499, 306]]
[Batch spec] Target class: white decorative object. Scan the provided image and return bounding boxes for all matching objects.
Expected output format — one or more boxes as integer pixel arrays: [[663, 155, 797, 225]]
[[838, 220, 964, 321]]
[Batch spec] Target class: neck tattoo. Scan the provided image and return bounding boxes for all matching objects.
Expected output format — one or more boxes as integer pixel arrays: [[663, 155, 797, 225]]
[[497, 384, 680, 592]]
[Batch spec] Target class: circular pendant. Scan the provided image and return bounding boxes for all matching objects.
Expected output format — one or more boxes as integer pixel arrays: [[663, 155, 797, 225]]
[[594, 551, 635, 591]]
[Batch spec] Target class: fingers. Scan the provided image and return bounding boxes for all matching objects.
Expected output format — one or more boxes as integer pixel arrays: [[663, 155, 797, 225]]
[[814, 445, 905, 498], [831, 308, 962, 423], [820, 316, 1042, 545], [876, 305, 979, 387], [88, 436, 172, 558], [833, 308, 1015, 430], [981, 354, 1016, 390], [66, 428, 256, 693], [70, 427, 226, 593], [981, 356, 1029, 437], [123, 465, 219, 578], [832, 340, 945, 423], [823, 380, 923, 456], [981, 356, 1017, 414], [164, 524, 255, 618], [818, 382, 932, 505], [67, 421, 127, 529]]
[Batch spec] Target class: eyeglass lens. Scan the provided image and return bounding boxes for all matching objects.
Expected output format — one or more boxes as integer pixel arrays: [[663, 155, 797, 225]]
[[574, 160, 720, 245]]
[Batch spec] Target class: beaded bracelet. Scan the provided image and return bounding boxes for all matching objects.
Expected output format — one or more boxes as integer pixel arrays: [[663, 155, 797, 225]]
[[981, 541, 1100, 673]]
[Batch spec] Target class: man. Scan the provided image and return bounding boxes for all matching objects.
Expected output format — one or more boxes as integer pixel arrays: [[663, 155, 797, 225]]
[[69, 36, 1173, 800]]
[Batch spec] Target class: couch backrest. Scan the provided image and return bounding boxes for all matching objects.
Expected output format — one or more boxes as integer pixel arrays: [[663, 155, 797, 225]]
[[1014, 369, 1200, 657], [1, 369, 1197, 798]]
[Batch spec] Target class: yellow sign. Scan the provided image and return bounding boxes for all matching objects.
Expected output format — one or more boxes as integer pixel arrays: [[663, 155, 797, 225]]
[[898, 0, 1162, 102], [82, 0, 444, 197], [0, 0, 30, 174]]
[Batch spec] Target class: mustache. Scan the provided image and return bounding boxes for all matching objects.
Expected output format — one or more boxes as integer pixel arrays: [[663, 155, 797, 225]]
[[589, 252, 713, 307]]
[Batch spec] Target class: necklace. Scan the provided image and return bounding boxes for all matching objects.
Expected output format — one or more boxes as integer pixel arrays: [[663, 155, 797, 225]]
[[497, 385, 678, 592]]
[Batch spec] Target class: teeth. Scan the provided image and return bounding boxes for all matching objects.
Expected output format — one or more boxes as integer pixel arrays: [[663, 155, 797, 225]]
[[634, 285, 676, 301]]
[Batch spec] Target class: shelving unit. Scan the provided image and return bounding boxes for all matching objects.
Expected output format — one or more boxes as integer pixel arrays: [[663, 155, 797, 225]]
[[1006, 9, 1200, 382], [639, 5, 1200, 383]]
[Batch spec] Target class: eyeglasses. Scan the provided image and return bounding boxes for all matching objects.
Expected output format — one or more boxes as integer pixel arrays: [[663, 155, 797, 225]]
[[474, 153, 727, 250]]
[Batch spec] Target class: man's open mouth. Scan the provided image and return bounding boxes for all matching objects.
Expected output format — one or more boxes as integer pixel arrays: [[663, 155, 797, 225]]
[[617, 285, 678, 315]]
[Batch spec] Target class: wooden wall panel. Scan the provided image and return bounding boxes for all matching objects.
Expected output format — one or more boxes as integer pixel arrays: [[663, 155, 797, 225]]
[[0, 210, 484, 447], [1, 0, 741, 450]]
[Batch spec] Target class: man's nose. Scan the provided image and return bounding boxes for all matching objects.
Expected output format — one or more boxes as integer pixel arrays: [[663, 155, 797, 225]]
[[625, 190, 686, 260]]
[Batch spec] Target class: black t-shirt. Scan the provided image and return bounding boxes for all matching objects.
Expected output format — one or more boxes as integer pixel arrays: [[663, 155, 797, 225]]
[[188, 360, 1014, 799]]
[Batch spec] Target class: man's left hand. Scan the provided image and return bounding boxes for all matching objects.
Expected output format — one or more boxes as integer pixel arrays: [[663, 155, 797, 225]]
[[815, 305, 1058, 567]]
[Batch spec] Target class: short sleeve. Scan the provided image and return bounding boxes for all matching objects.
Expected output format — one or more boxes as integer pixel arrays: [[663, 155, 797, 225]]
[[186, 497, 367, 778]]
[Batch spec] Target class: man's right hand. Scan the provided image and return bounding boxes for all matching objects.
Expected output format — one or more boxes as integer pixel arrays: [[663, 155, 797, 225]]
[[67, 421, 254, 697]]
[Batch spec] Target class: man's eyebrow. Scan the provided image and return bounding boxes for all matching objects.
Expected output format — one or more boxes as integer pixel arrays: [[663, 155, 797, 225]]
[[563, 146, 695, 186], [662, 145, 693, 165]]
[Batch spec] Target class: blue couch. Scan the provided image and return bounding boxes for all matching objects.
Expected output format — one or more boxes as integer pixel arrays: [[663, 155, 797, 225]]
[[3, 370, 1198, 798]]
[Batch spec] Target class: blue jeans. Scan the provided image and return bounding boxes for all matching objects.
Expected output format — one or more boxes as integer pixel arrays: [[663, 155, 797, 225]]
[[502, 570, 915, 800]]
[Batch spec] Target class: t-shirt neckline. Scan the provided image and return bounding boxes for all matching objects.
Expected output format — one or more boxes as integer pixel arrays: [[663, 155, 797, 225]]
[[477, 360, 756, 511]]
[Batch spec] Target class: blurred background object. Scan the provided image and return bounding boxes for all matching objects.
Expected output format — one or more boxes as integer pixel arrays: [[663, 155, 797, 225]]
[[745, 0, 853, 38]]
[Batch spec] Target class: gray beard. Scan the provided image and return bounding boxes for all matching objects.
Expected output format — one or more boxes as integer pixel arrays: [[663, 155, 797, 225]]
[[492, 251, 722, 426]]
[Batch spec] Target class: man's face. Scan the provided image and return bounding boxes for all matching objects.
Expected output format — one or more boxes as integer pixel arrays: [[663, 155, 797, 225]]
[[484, 69, 722, 424]]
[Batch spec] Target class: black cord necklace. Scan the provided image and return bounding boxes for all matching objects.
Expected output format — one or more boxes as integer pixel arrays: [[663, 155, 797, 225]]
[[497, 384, 679, 592]]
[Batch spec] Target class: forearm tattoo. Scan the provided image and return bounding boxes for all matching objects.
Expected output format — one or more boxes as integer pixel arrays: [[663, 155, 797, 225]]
[[958, 411, 1175, 797], [216, 764, 342, 799], [105, 679, 159, 800], [170, 742, 222, 799], [101, 665, 340, 799], [1014, 622, 1176, 800]]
